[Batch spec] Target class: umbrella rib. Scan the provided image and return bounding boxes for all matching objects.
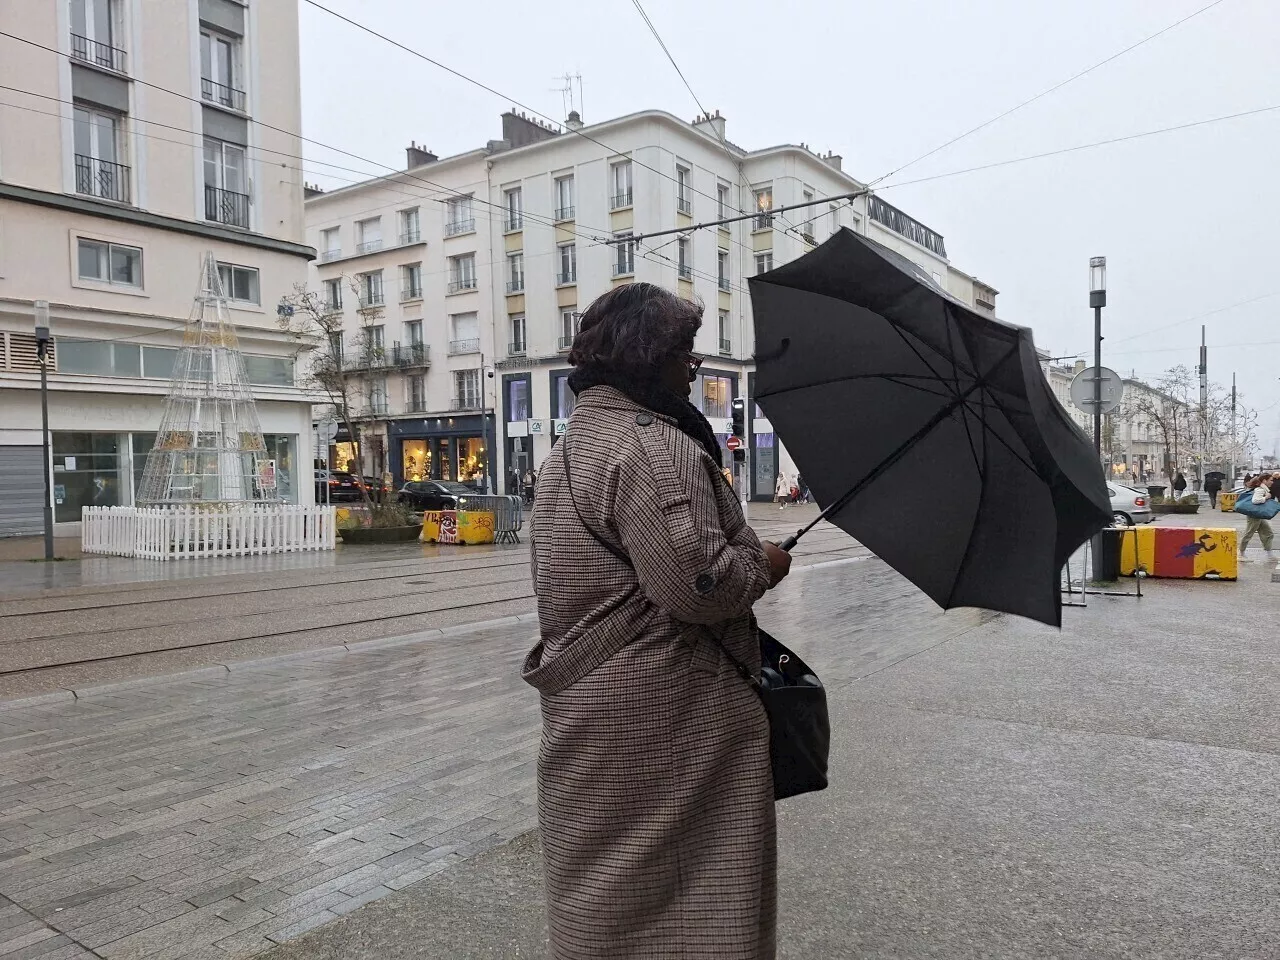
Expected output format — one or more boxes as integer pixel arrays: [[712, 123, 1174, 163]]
[[944, 316, 982, 473], [971, 388, 1043, 479], [946, 385, 994, 611], [756, 372, 958, 401]]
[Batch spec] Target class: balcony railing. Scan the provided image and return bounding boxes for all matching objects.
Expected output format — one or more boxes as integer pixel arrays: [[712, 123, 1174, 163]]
[[405, 399, 429, 414], [504, 214, 523, 232], [398, 229, 421, 245], [508, 341, 527, 357], [321, 299, 343, 316], [754, 213, 774, 231], [356, 239, 383, 255], [677, 196, 692, 215], [718, 276, 731, 291], [343, 350, 392, 372], [719, 338, 732, 355], [357, 290, 385, 309], [506, 279, 524, 294], [201, 77, 246, 113], [365, 401, 389, 417], [554, 206, 575, 222], [319, 248, 342, 263], [445, 218, 475, 237], [74, 155, 131, 204], [556, 272, 577, 286], [448, 277, 478, 294], [70, 33, 126, 73], [450, 397, 481, 411], [610, 191, 633, 210], [678, 263, 693, 280], [613, 262, 634, 278], [393, 343, 430, 367], [448, 339, 480, 356], [400, 284, 422, 301], [557, 335, 573, 351], [204, 185, 249, 228]]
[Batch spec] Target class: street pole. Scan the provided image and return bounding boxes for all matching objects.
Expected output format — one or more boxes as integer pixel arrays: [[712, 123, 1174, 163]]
[[1089, 257, 1107, 458], [34, 301, 54, 560]]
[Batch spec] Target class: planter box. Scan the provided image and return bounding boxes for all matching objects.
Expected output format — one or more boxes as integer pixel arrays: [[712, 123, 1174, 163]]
[[1151, 503, 1200, 515], [337, 525, 422, 544]]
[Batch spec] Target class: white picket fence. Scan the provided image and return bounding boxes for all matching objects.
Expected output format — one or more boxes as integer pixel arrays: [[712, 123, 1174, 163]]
[[82, 505, 337, 560]]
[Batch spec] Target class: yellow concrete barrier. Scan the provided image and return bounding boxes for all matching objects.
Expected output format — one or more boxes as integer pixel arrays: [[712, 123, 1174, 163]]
[[421, 510, 496, 545], [1119, 525, 1237, 580], [1218, 492, 1239, 512]]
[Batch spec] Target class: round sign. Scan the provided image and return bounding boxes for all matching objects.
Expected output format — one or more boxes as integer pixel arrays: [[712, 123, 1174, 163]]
[[726, 435, 743, 451], [319, 418, 339, 441], [1069, 366, 1124, 415]]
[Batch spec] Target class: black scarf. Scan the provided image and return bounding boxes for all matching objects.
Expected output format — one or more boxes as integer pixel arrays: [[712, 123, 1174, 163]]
[[568, 367, 724, 468]]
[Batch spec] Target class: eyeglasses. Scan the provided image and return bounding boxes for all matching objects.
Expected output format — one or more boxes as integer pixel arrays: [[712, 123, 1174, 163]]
[[684, 353, 703, 381]]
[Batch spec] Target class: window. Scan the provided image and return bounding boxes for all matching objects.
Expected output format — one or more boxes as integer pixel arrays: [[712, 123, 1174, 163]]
[[449, 312, 479, 355], [504, 187, 523, 231], [368, 376, 389, 415], [507, 252, 524, 292], [448, 254, 477, 293], [611, 160, 633, 209], [365, 324, 385, 351], [73, 106, 128, 203], [70, 0, 124, 72], [319, 227, 340, 260], [613, 232, 635, 276], [552, 370, 577, 419], [358, 270, 384, 307], [322, 278, 343, 312], [404, 320, 422, 345], [849, 216, 860, 233], [676, 164, 692, 215], [718, 310, 731, 354], [717, 248, 730, 290], [558, 308, 579, 350], [802, 190, 815, 240], [454, 369, 481, 409], [754, 251, 773, 275], [445, 196, 474, 235], [408, 374, 425, 411], [77, 238, 141, 287], [199, 30, 243, 111], [327, 332, 343, 364], [398, 208, 420, 245], [753, 187, 773, 230], [216, 262, 259, 304], [57, 339, 140, 376], [400, 263, 422, 300], [554, 175, 575, 220], [557, 243, 577, 285], [507, 378, 530, 421], [203, 137, 248, 227], [242, 355, 293, 387], [677, 237, 692, 280], [830, 203, 840, 236], [509, 313, 527, 355], [356, 217, 382, 254], [717, 183, 730, 219]]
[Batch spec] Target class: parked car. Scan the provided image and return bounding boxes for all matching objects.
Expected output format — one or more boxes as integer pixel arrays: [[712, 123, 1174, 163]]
[[1108, 484, 1153, 526], [361, 476, 392, 502], [397, 480, 477, 512], [317, 470, 366, 503]]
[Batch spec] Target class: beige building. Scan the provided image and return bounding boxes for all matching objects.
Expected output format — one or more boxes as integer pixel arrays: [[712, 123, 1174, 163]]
[[305, 108, 1000, 499], [0, 0, 315, 535]]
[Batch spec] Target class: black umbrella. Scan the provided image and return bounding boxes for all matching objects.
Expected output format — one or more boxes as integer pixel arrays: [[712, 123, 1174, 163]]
[[750, 228, 1110, 626]]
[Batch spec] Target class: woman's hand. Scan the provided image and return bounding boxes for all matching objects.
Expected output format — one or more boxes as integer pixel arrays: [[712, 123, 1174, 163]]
[[762, 541, 792, 588]]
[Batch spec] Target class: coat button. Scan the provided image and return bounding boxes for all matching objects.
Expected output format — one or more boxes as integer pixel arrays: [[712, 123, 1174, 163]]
[[635, 413, 654, 426], [694, 573, 715, 595]]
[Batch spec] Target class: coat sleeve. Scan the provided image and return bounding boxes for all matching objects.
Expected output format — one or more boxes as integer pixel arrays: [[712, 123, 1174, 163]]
[[610, 426, 771, 625]]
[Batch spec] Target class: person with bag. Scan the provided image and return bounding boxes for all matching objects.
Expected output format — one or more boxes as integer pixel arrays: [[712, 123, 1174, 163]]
[[774, 470, 791, 510], [524, 283, 794, 959], [1237, 473, 1277, 563]]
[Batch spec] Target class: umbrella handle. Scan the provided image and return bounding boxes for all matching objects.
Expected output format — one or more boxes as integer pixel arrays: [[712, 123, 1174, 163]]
[[779, 533, 800, 552]]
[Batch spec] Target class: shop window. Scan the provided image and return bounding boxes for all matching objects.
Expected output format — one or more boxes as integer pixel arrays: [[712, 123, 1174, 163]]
[[456, 437, 487, 486], [333, 441, 359, 473], [507, 378, 530, 421], [402, 439, 431, 481], [699, 374, 732, 419], [262, 434, 297, 502], [53, 432, 121, 522]]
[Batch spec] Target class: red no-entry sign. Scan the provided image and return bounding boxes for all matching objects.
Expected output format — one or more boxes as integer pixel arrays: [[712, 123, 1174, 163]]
[[726, 435, 743, 451]]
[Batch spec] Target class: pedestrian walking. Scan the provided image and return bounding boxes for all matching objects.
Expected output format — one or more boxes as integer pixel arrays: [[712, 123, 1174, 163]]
[[1204, 473, 1222, 507], [523, 469, 536, 505], [1239, 473, 1277, 563], [1173, 471, 1187, 498], [775, 471, 791, 509], [524, 282, 792, 960], [796, 472, 810, 504]]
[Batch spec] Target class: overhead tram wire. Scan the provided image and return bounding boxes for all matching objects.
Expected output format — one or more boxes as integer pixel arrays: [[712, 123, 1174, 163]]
[[869, 0, 1231, 186]]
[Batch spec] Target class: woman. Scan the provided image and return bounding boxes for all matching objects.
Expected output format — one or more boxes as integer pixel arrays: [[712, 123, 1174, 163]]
[[524, 283, 792, 959], [774, 471, 791, 510], [1239, 473, 1276, 563], [1173, 471, 1188, 498]]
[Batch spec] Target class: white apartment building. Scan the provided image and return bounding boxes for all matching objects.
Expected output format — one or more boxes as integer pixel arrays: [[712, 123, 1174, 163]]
[[0, 0, 316, 536], [305, 109, 1000, 500]]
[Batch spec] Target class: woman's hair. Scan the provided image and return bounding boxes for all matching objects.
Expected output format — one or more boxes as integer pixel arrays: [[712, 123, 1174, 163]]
[[1247, 473, 1272, 488], [569, 283, 702, 378]]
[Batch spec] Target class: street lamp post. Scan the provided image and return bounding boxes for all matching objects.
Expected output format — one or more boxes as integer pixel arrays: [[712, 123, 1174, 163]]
[[34, 300, 54, 560], [1089, 257, 1107, 457]]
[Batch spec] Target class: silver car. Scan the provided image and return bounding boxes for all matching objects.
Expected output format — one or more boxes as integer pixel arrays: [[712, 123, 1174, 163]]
[[1108, 484, 1153, 526]]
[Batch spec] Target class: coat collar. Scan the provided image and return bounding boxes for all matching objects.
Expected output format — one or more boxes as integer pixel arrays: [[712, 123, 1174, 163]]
[[571, 385, 678, 425]]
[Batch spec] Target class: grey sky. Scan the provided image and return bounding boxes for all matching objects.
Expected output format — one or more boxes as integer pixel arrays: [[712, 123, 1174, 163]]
[[299, 0, 1280, 453]]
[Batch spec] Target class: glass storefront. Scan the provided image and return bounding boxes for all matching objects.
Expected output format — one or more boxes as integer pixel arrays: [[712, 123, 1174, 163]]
[[401, 439, 432, 481], [698, 374, 733, 419], [333, 442, 359, 473], [53, 432, 121, 522], [263, 434, 297, 503], [456, 437, 486, 485]]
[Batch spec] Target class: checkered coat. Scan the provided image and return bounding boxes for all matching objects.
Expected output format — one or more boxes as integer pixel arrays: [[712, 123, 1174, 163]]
[[524, 386, 776, 959]]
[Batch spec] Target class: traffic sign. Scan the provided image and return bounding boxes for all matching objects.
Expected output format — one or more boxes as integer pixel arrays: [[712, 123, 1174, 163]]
[[726, 435, 743, 451], [1069, 366, 1124, 415], [319, 418, 339, 441]]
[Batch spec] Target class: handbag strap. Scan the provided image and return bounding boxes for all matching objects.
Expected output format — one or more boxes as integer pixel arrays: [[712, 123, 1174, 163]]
[[559, 432, 759, 690]]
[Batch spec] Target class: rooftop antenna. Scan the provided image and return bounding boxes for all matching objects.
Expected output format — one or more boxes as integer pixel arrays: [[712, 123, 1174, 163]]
[[553, 72, 583, 120]]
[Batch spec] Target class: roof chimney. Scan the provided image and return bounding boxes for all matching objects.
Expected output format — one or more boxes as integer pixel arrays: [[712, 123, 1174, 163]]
[[692, 108, 726, 142], [406, 141, 438, 168], [501, 110, 560, 148], [303, 182, 325, 199], [821, 151, 843, 172], [565, 110, 583, 131]]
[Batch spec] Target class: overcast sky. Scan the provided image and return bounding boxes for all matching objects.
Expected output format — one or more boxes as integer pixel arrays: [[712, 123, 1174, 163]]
[[299, 0, 1280, 453]]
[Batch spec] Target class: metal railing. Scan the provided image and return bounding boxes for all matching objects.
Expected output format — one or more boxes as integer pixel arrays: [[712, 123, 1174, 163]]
[[557, 335, 574, 351], [718, 276, 731, 291], [321, 299, 343, 316], [70, 33, 126, 73], [394, 343, 430, 367], [204, 185, 249, 228], [554, 205, 575, 221], [505, 214, 523, 232], [343, 350, 392, 372], [610, 191, 633, 209], [754, 213, 774, 230], [508, 341, 527, 356], [719, 338, 732, 355], [357, 290, 385, 309], [398, 229, 421, 245], [445, 218, 475, 236], [448, 339, 480, 356], [677, 196, 693, 215], [613, 262, 634, 278], [448, 277, 478, 294], [74, 155, 131, 204], [460, 494, 524, 543], [356, 239, 383, 255], [556, 271, 577, 286], [319, 248, 342, 263], [506, 279, 524, 293], [400, 283, 422, 301], [450, 397, 481, 411], [406, 399, 429, 413], [365, 401, 390, 417], [678, 263, 693, 280], [201, 77, 246, 112]]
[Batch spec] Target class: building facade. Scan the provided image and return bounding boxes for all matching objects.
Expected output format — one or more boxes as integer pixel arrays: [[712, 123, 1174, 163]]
[[305, 109, 1000, 499], [0, 0, 316, 536]]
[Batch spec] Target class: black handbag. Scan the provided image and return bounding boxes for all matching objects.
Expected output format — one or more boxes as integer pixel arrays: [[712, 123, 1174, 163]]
[[560, 437, 830, 802]]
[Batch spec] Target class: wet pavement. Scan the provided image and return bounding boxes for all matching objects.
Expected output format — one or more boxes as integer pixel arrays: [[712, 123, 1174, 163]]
[[0, 514, 1276, 958]]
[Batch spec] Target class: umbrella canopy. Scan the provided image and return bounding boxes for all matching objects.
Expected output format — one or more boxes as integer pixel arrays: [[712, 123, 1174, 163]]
[[749, 228, 1110, 626]]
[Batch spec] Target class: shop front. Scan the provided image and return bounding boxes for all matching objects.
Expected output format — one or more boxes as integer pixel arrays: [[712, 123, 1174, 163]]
[[747, 372, 782, 501], [502, 373, 533, 496], [387, 414, 495, 491]]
